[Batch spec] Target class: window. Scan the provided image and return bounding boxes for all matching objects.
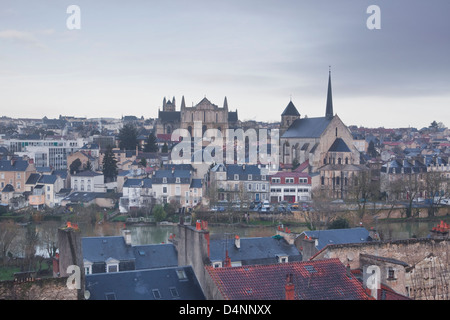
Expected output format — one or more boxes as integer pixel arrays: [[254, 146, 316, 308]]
[[17, 172, 21, 179], [105, 292, 116, 300], [286, 178, 294, 184], [163, 177, 167, 183], [388, 267, 395, 280], [176, 269, 187, 280], [176, 177, 180, 183], [163, 187, 167, 193], [234, 174, 239, 181], [272, 177, 280, 184], [248, 184, 252, 191], [261, 175, 266, 181], [152, 289, 162, 299], [107, 264, 118, 273], [170, 287, 179, 298], [248, 174, 252, 180], [175, 186, 181, 195]]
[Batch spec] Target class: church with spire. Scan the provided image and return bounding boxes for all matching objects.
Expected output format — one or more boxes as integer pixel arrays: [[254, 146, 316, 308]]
[[279, 70, 367, 199], [155, 96, 239, 136]]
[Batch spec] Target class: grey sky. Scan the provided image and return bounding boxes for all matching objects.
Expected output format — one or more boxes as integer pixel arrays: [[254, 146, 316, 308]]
[[0, 0, 449, 129]]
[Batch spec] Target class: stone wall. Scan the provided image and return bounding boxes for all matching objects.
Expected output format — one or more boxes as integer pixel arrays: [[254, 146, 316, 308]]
[[0, 277, 77, 300]]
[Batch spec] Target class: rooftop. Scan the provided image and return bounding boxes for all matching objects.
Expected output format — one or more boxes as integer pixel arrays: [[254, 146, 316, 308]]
[[206, 258, 370, 300]]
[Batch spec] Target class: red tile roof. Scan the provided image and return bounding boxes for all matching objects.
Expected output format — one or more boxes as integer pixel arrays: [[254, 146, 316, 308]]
[[206, 258, 370, 300]]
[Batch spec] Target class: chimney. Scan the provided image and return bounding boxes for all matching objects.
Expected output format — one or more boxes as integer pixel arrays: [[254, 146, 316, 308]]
[[234, 235, 240, 249], [346, 263, 352, 279], [122, 229, 132, 246], [196, 220, 202, 231], [285, 274, 295, 300], [299, 235, 317, 261], [57, 223, 85, 300], [223, 250, 231, 268]]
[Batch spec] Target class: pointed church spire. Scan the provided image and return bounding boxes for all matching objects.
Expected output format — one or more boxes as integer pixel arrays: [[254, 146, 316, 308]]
[[163, 97, 166, 108], [223, 96, 228, 109], [326, 67, 334, 118], [181, 95, 186, 109]]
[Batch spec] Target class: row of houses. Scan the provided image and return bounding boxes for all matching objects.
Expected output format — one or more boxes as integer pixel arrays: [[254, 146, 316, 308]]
[[56, 217, 450, 300]]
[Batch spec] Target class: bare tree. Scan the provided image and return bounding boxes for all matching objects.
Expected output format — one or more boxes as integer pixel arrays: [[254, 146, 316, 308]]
[[423, 171, 449, 217], [307, 187, 336, 230], [0, 220, 20, 265]]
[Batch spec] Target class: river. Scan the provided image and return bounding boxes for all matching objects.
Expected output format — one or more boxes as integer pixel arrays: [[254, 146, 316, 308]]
[[12, 216, 450, 258]]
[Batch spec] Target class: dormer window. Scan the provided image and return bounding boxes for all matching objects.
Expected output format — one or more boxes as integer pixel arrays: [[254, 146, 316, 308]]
[[176, 177, 180, 183], [248, 174, 252, 180], [234, 174, 239, 181], [163, 177, 167, 183], [105, 258, 119, 273]]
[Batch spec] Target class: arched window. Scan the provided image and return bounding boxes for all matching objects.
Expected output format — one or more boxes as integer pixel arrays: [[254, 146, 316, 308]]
[[321, 176, 325, 185], [338, 158, 342, 165], [324, 158, 327, 165], [345, 157, 349, 164], [336, 127, 338, 137], [336, 176, 340, 185]]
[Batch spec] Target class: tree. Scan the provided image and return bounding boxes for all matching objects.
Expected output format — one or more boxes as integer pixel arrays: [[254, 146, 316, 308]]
[[139, 157, 147, 168], [69, 158, 82, 175], [328, 217, 350, 229], [102, 145, 118, 182], [143, 132, 159, 152], [368, 140, 378, 158], [0, 221, 20, 264], [292, 158, 300, 170], [85, 159, 93, 171], [161, 142, 168, 153], [118, 123, 139, 151], [423, 171, 449, 217], [153, 204, 166, 222]]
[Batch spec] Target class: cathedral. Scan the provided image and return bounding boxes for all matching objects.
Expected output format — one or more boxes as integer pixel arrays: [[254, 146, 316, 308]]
[[155, 96, 239, 137], [279, 71, 368, 198]]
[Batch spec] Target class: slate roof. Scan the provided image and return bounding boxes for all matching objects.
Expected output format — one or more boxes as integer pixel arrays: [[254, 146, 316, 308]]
[[228, 111, 238, 123], [225, 164, 262, 180], [38, 175, 58, 184], [158, 111, 181, 122], [281, 117, 333, 139], [281, 101, 300, 117], [82, 236, 135, 263], [209, 236, 302, 265], [0, 159, 30, 172], [152, 169, 191, 184], [133, 244, 178, 270], [86, 266, 205, 300], [25, 173, 41, 185], [190, 178, 202, 188], [301, 228, 372, 251], [123, 178, 152, 189], [206, 258, 370, 300], [328, 138, 351, 152], [72, 170, 103, 177], [2, 184, 14, 192]]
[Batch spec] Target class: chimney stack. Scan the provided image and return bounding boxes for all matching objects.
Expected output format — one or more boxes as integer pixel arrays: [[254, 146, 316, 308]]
[[122, 229, 132, 246], [285, 274, 295, 300], [234, 235, 240, 249]]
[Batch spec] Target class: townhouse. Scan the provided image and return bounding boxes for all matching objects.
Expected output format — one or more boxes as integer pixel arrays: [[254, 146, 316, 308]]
[[269, 170, 312, 203], [209, 163, 270, 204]]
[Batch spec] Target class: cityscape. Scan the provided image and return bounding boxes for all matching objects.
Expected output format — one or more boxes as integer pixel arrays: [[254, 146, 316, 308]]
[[0, 0, 449, 308]]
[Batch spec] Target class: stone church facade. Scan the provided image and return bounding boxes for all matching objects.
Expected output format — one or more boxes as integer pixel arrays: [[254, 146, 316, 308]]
[[155, 96, 239, 137], [279, 71, 368, 199]]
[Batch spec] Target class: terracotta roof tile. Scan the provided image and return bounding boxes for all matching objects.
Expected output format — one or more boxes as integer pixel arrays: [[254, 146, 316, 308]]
[[206, 258, 370, 300]]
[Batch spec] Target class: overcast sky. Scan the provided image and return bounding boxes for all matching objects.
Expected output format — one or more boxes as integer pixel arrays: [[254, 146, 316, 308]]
[[0, 0, 449, 129]]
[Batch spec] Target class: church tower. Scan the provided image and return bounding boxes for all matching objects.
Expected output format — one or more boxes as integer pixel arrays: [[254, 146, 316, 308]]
[[325, 68, 334, 118], [280, 100, 300, 137]]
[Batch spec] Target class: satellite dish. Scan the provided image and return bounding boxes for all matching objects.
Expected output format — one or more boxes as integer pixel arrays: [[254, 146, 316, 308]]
[[381, 151, 391, 161], [347, 252, 354, 261], [84, 290, 91, 300]]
